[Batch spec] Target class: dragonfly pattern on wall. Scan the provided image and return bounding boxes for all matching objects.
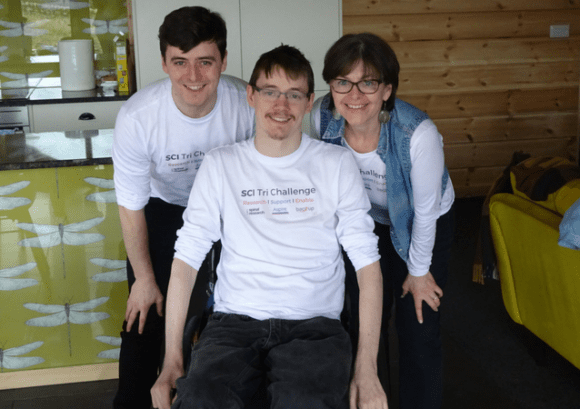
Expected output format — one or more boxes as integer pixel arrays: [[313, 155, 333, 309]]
[[17, 217, 105, 278], [0, 341, 44, 372], [0, 20, 49, 38], [24, 297, 110, 356], [0, 262, 38, 291], [90, 258, 126, 282], [38, 44, 57, 54], [81, 18, 128, 36], [95, 335, 121, 360], [39, 0, 90, 10], [0, 181, 31, 210], [85, 177, 116, 203], [0, 45, 7, 63]]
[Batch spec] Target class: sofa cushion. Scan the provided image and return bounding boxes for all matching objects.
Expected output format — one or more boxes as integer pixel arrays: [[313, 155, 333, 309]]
[[554, 179, 580, 216], [510, 157, 580, 214]]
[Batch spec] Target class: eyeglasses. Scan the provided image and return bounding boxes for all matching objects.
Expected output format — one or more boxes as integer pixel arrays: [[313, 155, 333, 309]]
[[330, 79, 381, 94], [253, 87, 308, 104]]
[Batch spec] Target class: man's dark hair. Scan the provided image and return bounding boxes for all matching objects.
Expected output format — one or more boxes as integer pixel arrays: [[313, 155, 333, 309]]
[[322, 33, 399, 111], [158, 6, 227, 60], [249, 45, 314, 96]]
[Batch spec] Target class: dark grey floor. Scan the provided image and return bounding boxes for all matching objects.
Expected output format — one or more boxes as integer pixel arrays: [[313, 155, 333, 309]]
[[2, 197, 580, 409], [439, 198, 580, 409]]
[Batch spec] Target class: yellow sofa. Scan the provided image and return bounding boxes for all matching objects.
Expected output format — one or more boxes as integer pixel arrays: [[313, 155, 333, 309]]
[[489, 179, 580, 369]]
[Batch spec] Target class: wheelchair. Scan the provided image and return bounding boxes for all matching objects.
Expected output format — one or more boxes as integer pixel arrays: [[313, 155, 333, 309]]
[[178, 244, 367, 408]]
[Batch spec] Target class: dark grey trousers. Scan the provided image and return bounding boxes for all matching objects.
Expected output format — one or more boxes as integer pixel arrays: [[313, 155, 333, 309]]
[[113, 198, 213, 409], [173, 313, 352, 409]]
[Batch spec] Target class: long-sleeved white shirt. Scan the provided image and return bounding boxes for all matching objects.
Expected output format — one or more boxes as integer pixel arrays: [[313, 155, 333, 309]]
[[311, 107, 454, 277], [174, 136, 380, 320]]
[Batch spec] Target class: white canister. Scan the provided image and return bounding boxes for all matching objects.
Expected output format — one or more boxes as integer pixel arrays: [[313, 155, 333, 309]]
[[58, 39, 95, 91]]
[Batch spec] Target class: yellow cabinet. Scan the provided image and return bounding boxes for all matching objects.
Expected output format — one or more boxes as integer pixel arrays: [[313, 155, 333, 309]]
[[0, 164, 127, 373]]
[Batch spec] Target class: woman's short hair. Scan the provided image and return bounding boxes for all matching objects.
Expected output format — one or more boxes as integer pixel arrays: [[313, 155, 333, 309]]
[[249, 45, 315, 96], [322, 33, 399, 111], [159, 6, 227, 61]]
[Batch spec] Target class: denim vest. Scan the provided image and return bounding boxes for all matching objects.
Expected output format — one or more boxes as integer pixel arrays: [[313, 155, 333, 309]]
[[318, 93, 449, 261]]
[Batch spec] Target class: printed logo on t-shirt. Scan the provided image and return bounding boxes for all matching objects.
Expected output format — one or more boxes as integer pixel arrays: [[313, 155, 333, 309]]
[[240, 186, 317, 217], [165, 151, 205, 173], [360, 169, 386, 192]]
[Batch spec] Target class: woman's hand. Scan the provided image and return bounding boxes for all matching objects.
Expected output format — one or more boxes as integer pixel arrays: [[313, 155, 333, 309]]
[[401, 272, 443, 324]]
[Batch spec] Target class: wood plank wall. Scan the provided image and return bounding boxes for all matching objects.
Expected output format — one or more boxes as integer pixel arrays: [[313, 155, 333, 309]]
[[343, 0, 580, 197]]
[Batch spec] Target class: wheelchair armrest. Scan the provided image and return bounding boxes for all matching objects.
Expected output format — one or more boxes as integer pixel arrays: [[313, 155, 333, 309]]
[[182, 314, 202, 371]]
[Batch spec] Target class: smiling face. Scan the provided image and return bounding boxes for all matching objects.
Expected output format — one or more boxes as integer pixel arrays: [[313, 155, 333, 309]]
[[248, 67, 313, 146], [331, 60, 392, 131], [162, 41, 227, 118]]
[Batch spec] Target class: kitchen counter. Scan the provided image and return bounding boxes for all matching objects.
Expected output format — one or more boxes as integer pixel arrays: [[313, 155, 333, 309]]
[[0, 77, 130, 107], [0, 129, 113, 171]]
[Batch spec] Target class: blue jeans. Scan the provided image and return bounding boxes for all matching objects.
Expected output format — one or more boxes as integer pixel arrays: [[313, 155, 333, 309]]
[[173, 313, 352, 409]]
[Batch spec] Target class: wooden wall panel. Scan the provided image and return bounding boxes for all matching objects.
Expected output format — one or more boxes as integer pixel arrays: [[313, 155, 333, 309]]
[[449, 166, 507, 197], [434, 113, 578, 144], [344, 11, 580, 42], [400, 62, 579, 95], [344, 0, 580, 15], [344, 0, 580, 197], [402, 88, 578, 119], [460, 166, 506, 185], [453, 184, 495, 198], [448, 168, 469, 186], [390, 38, 580, 67], [444, 138, 577, 169]]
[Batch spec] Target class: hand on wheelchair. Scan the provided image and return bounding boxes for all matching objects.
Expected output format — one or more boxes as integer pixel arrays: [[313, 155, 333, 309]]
[[151, 360, 183, 409], [350, 364, 389, 409]]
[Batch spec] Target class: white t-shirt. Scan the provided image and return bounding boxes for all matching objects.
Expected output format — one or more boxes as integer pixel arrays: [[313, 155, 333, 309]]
[[174, 135, 380, 321], [343, 140, 389, 224], [112, 75, 255, 210], [311, 107, 454, 277]]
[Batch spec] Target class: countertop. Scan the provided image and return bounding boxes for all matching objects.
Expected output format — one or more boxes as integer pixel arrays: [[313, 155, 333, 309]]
[[0, 129, 113, 171], [0, 77, 130, 107]]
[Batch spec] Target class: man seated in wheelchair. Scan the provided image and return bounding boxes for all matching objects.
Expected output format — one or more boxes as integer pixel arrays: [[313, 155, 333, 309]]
[[151, 44, 388, 409]]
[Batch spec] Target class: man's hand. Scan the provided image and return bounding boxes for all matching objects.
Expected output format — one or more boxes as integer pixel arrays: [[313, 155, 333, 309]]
[[351, 261, 388, 408], [151, 362, 183, 409], [150, 258, 197, 409], [401, 272, 443, 324], [125, 276, 164, 333], [118, 206, 163, 333], [349, 364, 388, 409]]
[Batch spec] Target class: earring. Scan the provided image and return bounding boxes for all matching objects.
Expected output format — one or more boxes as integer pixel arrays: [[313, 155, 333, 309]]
[[332, 107, 341, 120], [378, 101, 390, 124]]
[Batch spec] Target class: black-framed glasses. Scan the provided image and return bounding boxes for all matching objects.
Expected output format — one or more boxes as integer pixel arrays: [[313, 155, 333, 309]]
[[330, 79, 381, 94], [253, 87, 308, 104]]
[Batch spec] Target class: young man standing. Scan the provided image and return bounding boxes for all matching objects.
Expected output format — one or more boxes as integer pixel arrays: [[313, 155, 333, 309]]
[[112, 7, 254, 409], [151, 45, 388, 409]]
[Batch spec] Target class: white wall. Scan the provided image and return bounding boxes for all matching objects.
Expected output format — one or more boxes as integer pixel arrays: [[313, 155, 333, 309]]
[[132, 0, 341, 92]]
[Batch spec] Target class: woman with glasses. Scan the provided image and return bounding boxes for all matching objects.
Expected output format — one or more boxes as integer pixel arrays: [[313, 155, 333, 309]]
[[310, 33, 455, 409]]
